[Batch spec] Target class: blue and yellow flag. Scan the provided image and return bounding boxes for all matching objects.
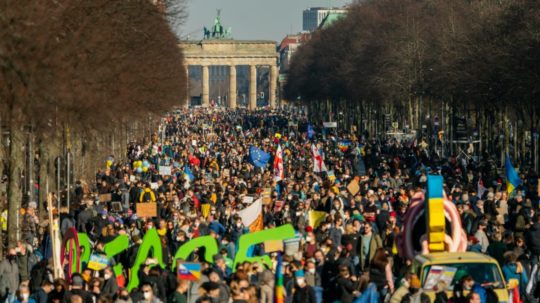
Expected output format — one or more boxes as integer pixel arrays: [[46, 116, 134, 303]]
[[505, 155, 522, 194]]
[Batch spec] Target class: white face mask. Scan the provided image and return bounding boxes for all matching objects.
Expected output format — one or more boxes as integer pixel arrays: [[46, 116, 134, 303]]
[[308, 268, 316, 274], [296, 278, 305, 286], [21, 294, 29, 301], [104, 273, 112, 280], [143, 292, 152, 300], [306, 236, 312, 242]]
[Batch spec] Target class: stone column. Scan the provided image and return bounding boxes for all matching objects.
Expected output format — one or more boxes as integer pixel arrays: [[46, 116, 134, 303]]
[[201, 64, 209, 107], [229, 65, 237, 109], [185, 65, 190, 107], [269, 64, 278, 109], [249, 64, 257, 110]]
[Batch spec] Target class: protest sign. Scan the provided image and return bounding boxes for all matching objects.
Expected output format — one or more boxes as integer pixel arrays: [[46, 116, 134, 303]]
[[136, 203, 157, 217], [99, 193, 112, 203], [262, 188, 272, 205], [264, 240, 284, 253], [159, 166, 172, 176], [111, 202, 123, 213], [347, 180, 360, 196], [87, 253, 109, 271], [323, 122, 337, 128]]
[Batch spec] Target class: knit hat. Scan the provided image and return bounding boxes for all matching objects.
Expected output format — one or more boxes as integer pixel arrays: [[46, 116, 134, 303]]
[[295, 270, 305, 278]]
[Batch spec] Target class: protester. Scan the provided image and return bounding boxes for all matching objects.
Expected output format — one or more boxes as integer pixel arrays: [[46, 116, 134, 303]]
[[0, 108, 538, 303]]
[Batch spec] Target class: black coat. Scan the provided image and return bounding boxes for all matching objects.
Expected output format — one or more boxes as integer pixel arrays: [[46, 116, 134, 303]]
[[292, 285, 316, 303], [526, 222, 540, 255], [335, 276, 357, 303]]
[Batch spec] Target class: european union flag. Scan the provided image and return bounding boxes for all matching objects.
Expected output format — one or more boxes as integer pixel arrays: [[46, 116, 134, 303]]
[[505, 154, 521, 194], [249, 145, 270, 168], [307, 124, 315, 139]]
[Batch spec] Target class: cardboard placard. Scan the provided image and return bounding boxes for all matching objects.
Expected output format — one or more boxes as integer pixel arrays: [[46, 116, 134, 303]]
[[264, 240, 284, 253], [136, 203, 157, 218], [262, 188, 272, 205], [537, 178, 540, 196], [99, 193, 112, 203], [347, 180, 360, 196], [159, 166, 172, 176]]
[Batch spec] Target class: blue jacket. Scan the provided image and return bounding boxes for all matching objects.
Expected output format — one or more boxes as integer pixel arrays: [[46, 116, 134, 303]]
[[502, 263, 528, 295]]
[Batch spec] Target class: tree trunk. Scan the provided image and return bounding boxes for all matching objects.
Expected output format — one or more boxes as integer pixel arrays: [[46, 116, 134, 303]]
[[7, 116, 24, 246], [38, 140, 48, 216]]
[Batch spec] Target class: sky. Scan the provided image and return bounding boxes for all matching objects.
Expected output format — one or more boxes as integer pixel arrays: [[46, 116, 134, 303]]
[[180, 0, 351, 42]]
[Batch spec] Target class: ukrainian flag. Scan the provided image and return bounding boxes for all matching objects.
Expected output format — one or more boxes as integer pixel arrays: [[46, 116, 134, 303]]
[[505, 155, 522, 194]]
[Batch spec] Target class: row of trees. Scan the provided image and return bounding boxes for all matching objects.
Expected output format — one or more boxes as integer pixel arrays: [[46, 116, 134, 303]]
[[285, 0, 540, 169], [0, 0, 187, 246]]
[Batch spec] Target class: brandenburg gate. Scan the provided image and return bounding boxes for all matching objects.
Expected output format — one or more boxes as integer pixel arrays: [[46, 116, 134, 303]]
[[180, 12, 279, 109]]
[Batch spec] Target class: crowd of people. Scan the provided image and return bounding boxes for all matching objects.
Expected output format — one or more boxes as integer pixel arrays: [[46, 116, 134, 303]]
[[1, 108, 540, 303]]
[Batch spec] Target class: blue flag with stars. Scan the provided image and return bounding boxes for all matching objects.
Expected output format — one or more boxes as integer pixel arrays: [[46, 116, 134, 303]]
[[249, 145, 271, 168]]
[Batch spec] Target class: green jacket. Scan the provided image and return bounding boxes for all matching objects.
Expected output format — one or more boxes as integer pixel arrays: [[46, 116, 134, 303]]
[[358, 233, 383, 272]]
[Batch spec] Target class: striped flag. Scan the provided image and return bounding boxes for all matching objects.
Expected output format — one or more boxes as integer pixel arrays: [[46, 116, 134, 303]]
[[238, 198, 264, 232], [273, 145, 284, 182], [275, 253, 285, 303]]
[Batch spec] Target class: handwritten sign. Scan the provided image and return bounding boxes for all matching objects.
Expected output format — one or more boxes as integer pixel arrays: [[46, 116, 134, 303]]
[[136, 203, 157, 218]]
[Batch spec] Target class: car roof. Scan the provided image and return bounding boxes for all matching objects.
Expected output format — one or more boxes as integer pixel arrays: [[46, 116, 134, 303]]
[[414, 252, 497, 265]]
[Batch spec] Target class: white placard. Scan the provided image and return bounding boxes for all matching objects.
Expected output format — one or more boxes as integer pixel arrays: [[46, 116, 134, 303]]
[[323, 122, 337, 128], [159, 166, 172, 176]]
